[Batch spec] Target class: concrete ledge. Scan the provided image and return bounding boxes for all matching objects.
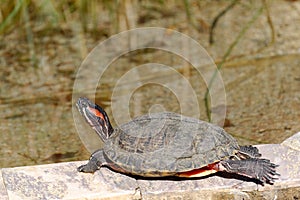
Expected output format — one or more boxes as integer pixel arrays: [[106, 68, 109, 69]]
[[1, 132, 300, 200]]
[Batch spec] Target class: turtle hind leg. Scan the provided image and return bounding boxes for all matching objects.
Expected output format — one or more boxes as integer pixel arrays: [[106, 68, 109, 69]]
[[220, 158, 280, 184], [78, 149, 106, 173], [238, 145, 261, 158]]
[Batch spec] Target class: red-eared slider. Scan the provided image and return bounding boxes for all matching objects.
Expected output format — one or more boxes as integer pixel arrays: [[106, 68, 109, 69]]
[[76, 97, 279, 184]]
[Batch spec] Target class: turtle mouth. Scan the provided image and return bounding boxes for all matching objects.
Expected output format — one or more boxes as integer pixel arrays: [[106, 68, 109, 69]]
[[76, 97, 95, 116], [77, 97, 93, 108]]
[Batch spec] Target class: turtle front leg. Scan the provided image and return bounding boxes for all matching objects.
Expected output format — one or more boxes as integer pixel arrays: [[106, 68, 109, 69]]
[[220, 158, 280, 184], [78, 149, 106, 173]]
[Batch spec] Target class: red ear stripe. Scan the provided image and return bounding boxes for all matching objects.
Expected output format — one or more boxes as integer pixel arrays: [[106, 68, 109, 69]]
[[87, 107, 105, 121]]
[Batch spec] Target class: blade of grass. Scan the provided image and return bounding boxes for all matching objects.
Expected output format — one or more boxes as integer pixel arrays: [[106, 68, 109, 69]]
[[262, 0, 275, 44], [209, 0, 239, 44], [183, 0, 200, 31], [204, 5, 264, 122], [0, 0, 23, 33], [39, 0, 61, 26], [22, 0, 37, 67]]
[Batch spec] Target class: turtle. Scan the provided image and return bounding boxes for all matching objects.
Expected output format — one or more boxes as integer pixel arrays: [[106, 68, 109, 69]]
[[76, 97, 279, 184]]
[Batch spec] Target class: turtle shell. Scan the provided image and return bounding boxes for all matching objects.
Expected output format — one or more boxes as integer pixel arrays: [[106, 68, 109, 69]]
[[103, 112, 239, 176]]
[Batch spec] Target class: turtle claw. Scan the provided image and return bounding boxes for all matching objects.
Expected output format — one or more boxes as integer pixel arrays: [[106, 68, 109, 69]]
[[257, 159, 280, 184], [78, 149, 105, 173], [221, 158, 280, 184], [77, 163, 99, 173], [239, 145, 262, 158], [77, 164, 86, 172]]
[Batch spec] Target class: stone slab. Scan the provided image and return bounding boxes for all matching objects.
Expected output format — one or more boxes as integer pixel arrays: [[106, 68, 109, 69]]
[[1, 132, 300, 199], [0, 171, 9, 200], [1, 162, 139, 200]]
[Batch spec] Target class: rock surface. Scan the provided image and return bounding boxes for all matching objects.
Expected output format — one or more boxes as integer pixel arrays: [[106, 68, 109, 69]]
[[1, 132, 300, 200]]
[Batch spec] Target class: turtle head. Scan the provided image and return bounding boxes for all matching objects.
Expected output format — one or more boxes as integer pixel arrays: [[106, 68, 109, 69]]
[[76, 97, 114, 141]]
